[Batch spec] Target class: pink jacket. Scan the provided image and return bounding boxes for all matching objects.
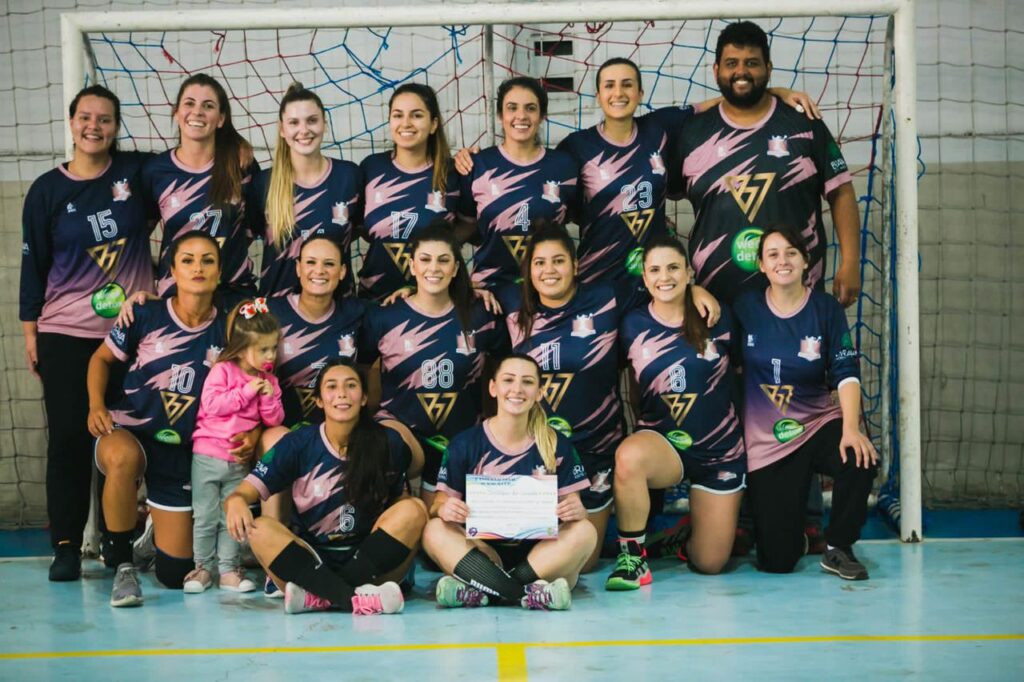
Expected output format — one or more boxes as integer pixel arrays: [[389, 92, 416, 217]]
[[192, 360, 285, 461]]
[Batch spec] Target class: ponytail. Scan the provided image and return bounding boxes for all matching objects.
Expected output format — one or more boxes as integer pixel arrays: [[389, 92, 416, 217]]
[[644, 232, 710, 351], [527, 402, 558, 475]]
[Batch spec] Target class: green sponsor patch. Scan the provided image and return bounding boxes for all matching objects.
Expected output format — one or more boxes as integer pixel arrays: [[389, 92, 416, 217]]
[[730, 227, 763, 273], [840, 331, 854, 350], [154, 429, 181, 445], [424, 434, 450, 453], [773, 418, 805, 443], [625, 247, 644, 277], [666, 430, 693, 451], [91, 282, 126, 319], [547, 416, 573, 438]]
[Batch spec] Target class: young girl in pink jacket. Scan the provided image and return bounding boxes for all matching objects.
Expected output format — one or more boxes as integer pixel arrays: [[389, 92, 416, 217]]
[[185, 297, 285, 593]]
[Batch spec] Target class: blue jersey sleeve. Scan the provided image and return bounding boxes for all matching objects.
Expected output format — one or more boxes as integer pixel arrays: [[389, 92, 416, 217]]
[[457, 169, 478, 225], [105, 303, 147, 362], [554, 436, 589, 496], [437, 435, 470, 499], [19, 177, 53, 321], [824, 298, 859, 388], [248, 429, 303, 499], [247, 168, 269, 242], [643, 104, 694, 143]]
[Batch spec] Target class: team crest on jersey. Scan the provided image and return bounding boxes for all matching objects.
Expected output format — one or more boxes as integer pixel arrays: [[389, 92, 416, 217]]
[[455, 331, 477, 356], [87, 238, 126, 277], [767, 135, 790, 158], [760, 384, 794, 414], [649, 152, 666, 175], [425, 190, 446, 213], [697, 339, 720, 361], [726, 173, 775, 222], [338, 334, 356, 357], [571, 314, 596, 338], [331, 201, 349, 226], [503, 235, 529, 263], [66, 203, 76, 214], [661, 393, 698, 427], [542, 181, 561, 203], [111, 179, 132, 202], [417, 392, 458, 429], [798, 336, 822, 361], [204, 346, 223, 367], [589, 469, 612, 493]]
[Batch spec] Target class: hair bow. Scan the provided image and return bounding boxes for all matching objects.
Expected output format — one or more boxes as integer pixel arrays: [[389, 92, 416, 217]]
[[238, 297, 270, 320]]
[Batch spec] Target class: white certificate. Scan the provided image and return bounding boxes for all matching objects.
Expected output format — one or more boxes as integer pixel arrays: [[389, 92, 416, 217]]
[[465, 474, 558, 541]]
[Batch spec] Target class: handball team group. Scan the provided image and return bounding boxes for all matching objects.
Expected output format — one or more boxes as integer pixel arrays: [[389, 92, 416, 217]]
[[22, 21, 879, 615]]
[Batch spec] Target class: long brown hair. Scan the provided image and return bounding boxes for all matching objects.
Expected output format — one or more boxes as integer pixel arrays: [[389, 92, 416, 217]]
[[515, 220, 576, 342], [267, 82, 327, 249], [409, 220, 474, 336], [495, 353, 557, 474], [643, 233, 710, 353], [173, 73, 251, 207], [389, 83, 450, 193]]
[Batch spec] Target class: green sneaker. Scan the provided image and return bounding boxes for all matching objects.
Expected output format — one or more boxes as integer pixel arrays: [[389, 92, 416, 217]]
[[520, 578, 572, 611], [605, 549, 652, 591], [435, 575, 489, 608]]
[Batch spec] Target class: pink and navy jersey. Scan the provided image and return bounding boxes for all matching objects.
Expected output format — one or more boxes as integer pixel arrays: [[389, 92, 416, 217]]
[[458, 146, 579, 289], [436, 421, 590, 500], [20, 152, 156, 338], [621, 303, 744, 465], [105, 298, 227, 446], [246, 423, 410, 550], [557, 106, 692, 284], [142, 150, 260, 296], [496, 281, 644, 457], [668, 98, 853, 303], [266, 294, 369, 426], [358, 153, 459, 301], [249, 158, 362, 298], [359, 299, 509, 443], [733, 288, 859, 472]]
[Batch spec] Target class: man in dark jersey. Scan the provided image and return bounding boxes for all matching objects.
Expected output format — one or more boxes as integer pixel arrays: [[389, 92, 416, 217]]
[[668, 20, 861, 308]]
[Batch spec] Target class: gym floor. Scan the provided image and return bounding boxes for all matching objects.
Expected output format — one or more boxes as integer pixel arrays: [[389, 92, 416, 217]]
[[0, 516, 1022, 681]]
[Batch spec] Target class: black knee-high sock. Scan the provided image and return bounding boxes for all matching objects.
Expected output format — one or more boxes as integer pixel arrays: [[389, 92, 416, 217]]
[[336, 529, 410, 586], [453, 548, 523, 602], [269, 542, 355, 607], [509, 559, 539, 585]]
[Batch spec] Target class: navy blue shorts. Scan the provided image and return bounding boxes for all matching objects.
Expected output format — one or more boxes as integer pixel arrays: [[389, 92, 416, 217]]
[[640, 429, 747, 494], [577, 449, 615, 512], [95, 428, 193, 511]]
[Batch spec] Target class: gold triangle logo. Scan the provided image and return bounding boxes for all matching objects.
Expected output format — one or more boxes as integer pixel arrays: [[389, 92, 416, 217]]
[[725, 172, 775, 222], [297, 387, 318, 417], [417, 392, 458, 429], [620, 208, 656, 240], [503, 235, 530, 264], [87, 238, 126, 277], [384, 242, 412, 275], [661, 393, 698, 426], [160, 391, 196, 425], [759, 384, 794, 415], [539, 372, 574, 412]]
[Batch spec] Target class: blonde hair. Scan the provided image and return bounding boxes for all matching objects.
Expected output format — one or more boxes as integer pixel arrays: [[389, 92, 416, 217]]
[[266, 82, 326, 249], [499, 353, 557, 474]]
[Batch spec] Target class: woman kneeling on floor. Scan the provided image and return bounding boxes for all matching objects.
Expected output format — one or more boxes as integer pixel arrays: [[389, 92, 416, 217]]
[[224, 357, 427, 614], [422, 353, 596, 610]]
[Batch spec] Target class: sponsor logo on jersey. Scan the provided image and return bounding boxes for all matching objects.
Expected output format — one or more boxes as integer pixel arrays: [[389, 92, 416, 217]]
[[539, 372, 574, 411], [830, 158, 848, 173], [666, 429, 693, 451], [827, 140, 848, 173], [766, 135, 790, 158], [572, 464, 586, 479], [697, 339, 720, 361], [338, 334, 356, 357], [331, 201, 349, 226], [503, 235, 529, 264], [649, 151, 666, 175], [661, 393, 697, 427], [112, 178, 132, 202], [747, 334, 756, 347], [760, 384, 794, 415], [726, 172, 775, 222], [384, 241, 413, 275], [625, 246, 644, 277], [547, 416, 573, 438], [621, 209, 655, 242], [424, 434, 449, 453], [417, 392, 458, 429], [542, 181, 561, 203], [455, 331, 477, 356], [160, 391, 196, 426], [571, 314, 596, 338], [426, 190, 446, 213], [90, 282, 126, 319], [87, 238, 126, 278], [66, 203, 76, 214], [717, 470, 737, 482], [731, 227, 764, 273], [773, 418, 805, 443], [798, 336, 822, 361], [21, 242, 29, 256], [111, 326, 127, 346], [154, 428, 181, 445], [205, 346, 222, 367]]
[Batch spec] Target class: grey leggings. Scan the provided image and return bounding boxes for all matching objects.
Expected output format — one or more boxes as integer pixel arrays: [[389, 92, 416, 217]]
[[191, 454, 250, 573]]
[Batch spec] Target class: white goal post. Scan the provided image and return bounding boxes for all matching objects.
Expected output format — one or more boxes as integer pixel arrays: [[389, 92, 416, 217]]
[[59, 0, 922, 542]]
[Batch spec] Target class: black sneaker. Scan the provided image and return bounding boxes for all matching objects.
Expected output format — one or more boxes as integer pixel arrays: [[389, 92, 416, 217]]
[[49, 543, 81, 582], [820, 546, 869, 580]]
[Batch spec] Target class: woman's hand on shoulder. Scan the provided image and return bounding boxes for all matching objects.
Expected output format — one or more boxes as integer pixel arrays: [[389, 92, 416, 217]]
[[690, 284, 721, 326], [472, 284, 503, 315], [115, 291, 159, 328], [382, 285, 415, 306], [453, 145, 480, 176], [773, 88, 822, 120]]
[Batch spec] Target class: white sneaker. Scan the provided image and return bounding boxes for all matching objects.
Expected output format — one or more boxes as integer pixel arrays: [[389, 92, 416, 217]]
[[219, 568, 257, 593], [351, 581, 404, 615], [183, 567, 213, 594]]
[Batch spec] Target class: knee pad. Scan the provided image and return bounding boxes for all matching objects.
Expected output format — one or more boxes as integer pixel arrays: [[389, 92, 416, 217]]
[[154, 548, 193, 589]]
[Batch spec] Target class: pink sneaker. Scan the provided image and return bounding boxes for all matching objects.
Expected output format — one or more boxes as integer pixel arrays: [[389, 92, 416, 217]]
[[183, 567, 213, 594], [219, 568, 257, 593], [350, 582, 404, 615], [284, 582, 333, 614]]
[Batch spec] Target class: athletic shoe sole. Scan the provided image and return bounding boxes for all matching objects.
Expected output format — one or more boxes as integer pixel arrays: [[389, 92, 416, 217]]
[[819, 560, 868, 581], [605, 571, 653, 591]]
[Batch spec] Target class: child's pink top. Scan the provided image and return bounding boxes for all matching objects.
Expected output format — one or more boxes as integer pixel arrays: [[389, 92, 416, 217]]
[[192, 360, 285, 461]]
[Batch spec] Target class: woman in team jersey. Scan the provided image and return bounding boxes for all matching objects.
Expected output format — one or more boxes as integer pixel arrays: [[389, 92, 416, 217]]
[[143, 73, 259, 304], [454, 76, 579, 290], [87, 231, 252, 607], [557, 58, 820, 285], [224, 358, 427, 615], [360, 222, 508, 508], [733, 226, 877, 580], [20, 85, 155, 582], [423, 353, 595, 610], [607, 233, 745, 591], [252, 82, 362, 298], [358, 83, 460, 301]]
